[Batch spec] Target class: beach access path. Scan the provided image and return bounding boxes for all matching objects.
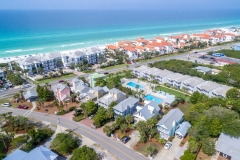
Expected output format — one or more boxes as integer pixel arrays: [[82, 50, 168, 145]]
[[0, 42, 234, 98]]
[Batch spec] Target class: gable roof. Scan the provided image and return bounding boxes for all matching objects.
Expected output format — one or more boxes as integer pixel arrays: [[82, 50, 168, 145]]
[[4, 149, 27, 160], [51, 83, 69, 92], [175, 121, 191, 137], [114, 97, 138, 112], [194, 66, 212, 72], [4, 146, 58, 160], [23, 90, 38, 100], [157, 108, 183, 130], [216, 133, 240, 160], [139, 101, 160, 120]]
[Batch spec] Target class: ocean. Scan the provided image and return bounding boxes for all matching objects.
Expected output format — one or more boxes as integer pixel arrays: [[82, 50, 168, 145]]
[[0, 9, 240, 58]]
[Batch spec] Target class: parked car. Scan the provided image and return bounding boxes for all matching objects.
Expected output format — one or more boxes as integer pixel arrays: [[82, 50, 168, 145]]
[[164, 142, 172, 150], [2, 103, 11, 107], [122, 136, 131, 144], [194, 51, 198, 54], [18, 105, 29, 109], [21, 84, 31, 89], [59, 80, 64, 83], [89, 114, 95, 119], [104, 72, 109, 75]]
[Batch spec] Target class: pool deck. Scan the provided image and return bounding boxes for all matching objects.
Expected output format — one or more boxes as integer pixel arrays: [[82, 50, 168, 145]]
[[122, 78, 175, 104]]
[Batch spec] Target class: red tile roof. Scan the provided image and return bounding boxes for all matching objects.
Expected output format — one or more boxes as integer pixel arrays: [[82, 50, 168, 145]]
[[107, 45, 118, 50], [124, 47, 136, 52]]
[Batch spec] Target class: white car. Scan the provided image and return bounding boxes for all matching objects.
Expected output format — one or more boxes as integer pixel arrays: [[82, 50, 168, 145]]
[[2, 103, 11, 107], [164, 142, 172, 150], [21, 84, 31, 89]]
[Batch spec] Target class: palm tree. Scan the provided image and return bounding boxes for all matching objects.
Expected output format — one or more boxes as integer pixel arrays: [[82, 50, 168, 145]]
[[37, 98, 45, 108], [125, 114, 134, 126], [111, 122, 118, 131], [13, 93, 20, 99], [48, 72, 53, 79], [71, 94, 76, 103], [64, 100, 69, 111], [147, 145, 155, 157], [106, 107, 114, 119], [45, 82, 51, 89], [126, 64, 129, 70], [1, 127, 10, 142], [0, 134, 7, 149], [19, 90, 24, 100], [58, 68, 63, 76], [103, 125, 112, 136], [120, 123, 128, 134], [53, 100, 59, 107]]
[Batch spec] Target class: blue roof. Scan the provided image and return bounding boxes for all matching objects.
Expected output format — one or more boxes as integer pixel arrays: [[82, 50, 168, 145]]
[[4, 150, 27, 160], [175, 121, 191, 137], [4, 146, 58, 160], [139, 101, 160, 120]]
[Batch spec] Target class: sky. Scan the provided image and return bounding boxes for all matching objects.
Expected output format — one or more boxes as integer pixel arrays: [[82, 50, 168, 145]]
[[0, 0, 240, 10]]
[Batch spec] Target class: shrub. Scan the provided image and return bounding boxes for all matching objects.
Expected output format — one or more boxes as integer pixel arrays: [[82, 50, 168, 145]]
[[11, 135, 28, 149], [73, 114, 85, 122], [57, 110, 67, 115], [51, 133, 80, 155], [69, 106, 76, 112]]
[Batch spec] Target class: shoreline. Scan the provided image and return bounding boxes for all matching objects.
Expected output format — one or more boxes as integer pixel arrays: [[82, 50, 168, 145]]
[[0, 26, 239, 63]]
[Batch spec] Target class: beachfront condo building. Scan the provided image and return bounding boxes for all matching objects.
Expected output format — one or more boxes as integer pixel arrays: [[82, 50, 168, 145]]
[[61, 47, 104, 67], [15, 52, 62, 74]]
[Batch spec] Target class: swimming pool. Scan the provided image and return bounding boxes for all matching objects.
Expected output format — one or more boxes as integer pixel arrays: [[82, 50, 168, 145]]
[[144, 94, 163, 104], [127, 81, 144, 89]]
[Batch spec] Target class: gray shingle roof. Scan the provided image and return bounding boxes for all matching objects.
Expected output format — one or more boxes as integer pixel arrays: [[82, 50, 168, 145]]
[[114, 97, 138, 112], [157, 108, 183, 130], [134, 65, 150, 72], [175, 121, 191, 137], [139, 101, 160, 120], [194, 66, 212, 73], [23, 90, 38, 100], [216, 133, 240, 160], [155, 69, 173, 78], [51, 83, 69, 92], [197, 81, 221, 92], [212, 85, 232, 97], [183, 77, 205, 87]]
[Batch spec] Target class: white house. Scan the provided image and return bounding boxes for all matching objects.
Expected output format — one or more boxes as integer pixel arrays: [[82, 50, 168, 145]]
[[133, 101, 160, 122], [196, 81, 221, 97], [181, 77, 205, 93], [133, 65, 150, 78], [154, 69, 174, 84]]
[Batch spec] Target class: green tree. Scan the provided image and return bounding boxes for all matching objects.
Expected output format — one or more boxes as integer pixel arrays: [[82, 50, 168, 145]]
[[109, 101, 117, 108], [190, 91, 201, 104], [86, 100, 97, 116], [70, 145, 98, 160], [120, 123, 128, 134], [95, 77, 106, 87], [188, 139, 199, 153], [93, 107, 106, 128], [51, 133, 80, 155], [201, 138, 216, 156], [125, 114, 134, 126], [180, 149, 195, 160], [0, 134, 7, 149], [226, 88, 240, 99], [37, 67, 44, 74], [19, 90, 24, 100], [147, 145, 156, 156], [209, 118, 222, 137], [103, 125, 112, 136], [106, 106, 114, 120]]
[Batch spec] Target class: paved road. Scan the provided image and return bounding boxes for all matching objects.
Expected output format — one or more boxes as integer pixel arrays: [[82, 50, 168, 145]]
[[0, 42, 235, 98], [0, 107, 146, 160]]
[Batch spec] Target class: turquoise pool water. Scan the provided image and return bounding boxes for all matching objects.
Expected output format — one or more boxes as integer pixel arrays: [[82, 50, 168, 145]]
[[144, 94, 163, 104], [127, 82, 144, 89]]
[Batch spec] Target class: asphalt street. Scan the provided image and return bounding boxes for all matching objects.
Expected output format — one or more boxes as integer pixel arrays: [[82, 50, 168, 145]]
[[0, 107, 146, 160]]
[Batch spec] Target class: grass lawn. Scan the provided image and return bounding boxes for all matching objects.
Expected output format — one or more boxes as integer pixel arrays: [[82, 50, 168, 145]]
[[0, 97, 17, 108], [35, 73, 76, 84], [135, 140, 162, 157], [178, 102, 191, 115], [103, 64, 127, 70], [155, 85, 190, 98]]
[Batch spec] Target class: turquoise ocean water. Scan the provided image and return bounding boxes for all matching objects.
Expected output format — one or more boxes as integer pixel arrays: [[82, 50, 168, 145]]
[[0, 9, 240, 58]]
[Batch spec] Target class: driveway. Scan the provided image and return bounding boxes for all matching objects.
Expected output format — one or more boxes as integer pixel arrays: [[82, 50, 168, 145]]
[[154, 137, 182, 160], [125, 130, 140, 149]]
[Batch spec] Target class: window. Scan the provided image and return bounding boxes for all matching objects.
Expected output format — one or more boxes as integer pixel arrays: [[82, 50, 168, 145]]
[[222, 154, 227, 158]]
